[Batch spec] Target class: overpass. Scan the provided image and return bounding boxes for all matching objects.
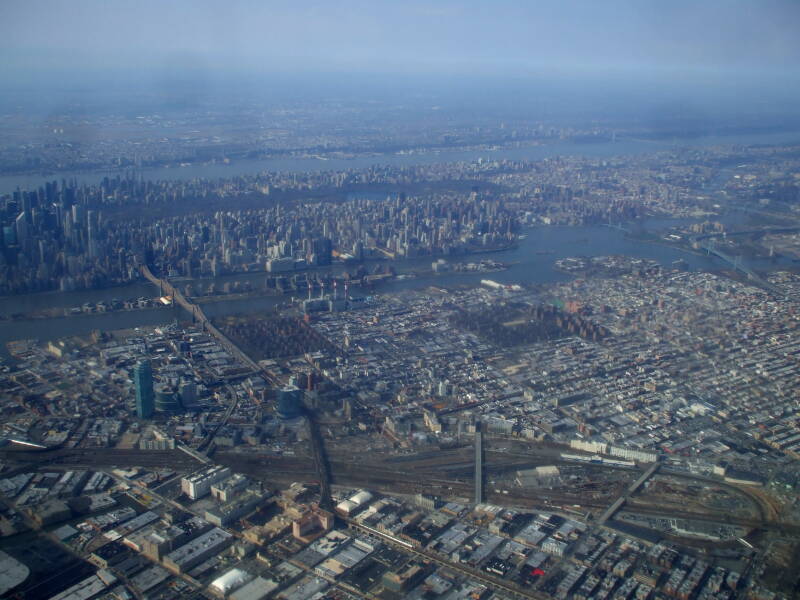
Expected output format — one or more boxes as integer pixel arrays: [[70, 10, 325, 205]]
[[197, 384, 241, 454], [629, 461, 660, 495], [306, 410, 334, 511], [598, 462, 660, 524]]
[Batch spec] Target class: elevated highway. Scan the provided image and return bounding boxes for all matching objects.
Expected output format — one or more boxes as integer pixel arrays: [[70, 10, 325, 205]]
[[598, 462, 659, 524], [140, 265, 264, 376]]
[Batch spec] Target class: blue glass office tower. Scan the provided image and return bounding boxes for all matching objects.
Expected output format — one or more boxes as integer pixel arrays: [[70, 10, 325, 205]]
[[134, 359, 154, 418], [277, 385, 303, 419]]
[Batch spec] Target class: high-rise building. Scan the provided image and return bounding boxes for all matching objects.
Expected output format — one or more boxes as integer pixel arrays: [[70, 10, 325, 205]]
[[313, 238, 332, 266], [179, 381, 197, 407], [2, 225, 16, 246], [134, 359, 154, 418], [15, 212, 28, 247], [155, 385, 182, 414], [276, 385, 303, 419]]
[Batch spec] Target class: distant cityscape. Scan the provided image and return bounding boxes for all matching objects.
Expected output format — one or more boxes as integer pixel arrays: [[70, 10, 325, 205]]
[[1, 6, 800, 595], [1, 118, 800, 598], [2, 139, 799, 299]]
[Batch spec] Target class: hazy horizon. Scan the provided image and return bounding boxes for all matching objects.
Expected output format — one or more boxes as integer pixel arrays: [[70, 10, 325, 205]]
[[2, 1, 799, 88], [2, 2, 800, 128]]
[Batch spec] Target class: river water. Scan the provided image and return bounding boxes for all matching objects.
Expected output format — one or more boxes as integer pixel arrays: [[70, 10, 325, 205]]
[[2, 128, 799, 358], [3, 129, 800, 194], [1, 216, 787, 360]]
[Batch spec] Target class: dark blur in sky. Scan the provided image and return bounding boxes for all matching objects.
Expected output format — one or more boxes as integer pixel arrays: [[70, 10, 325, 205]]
[[1, 0, 800, 116]]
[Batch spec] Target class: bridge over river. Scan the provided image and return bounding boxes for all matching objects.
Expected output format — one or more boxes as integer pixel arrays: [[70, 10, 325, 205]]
[[140, 265, 264, 375], [695, 238, 788, 298]]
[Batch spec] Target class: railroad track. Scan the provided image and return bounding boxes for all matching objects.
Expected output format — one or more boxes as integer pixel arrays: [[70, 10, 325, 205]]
[[6, 446, 796, 537], [219, 453, 790, 531], [0, 448, 202, 469]]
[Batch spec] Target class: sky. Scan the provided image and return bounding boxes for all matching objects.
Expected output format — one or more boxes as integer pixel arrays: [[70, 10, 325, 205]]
[[1, 0, 800, 124], [2, 0, 799, 78]]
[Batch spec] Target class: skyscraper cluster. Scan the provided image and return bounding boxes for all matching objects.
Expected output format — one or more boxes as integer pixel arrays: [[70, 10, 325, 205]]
[[0, 177, 518, 295]]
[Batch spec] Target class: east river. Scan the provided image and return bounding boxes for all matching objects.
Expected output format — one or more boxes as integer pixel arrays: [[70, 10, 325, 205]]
[[1, 214, 792, 361], [1, 129, 799, 359]]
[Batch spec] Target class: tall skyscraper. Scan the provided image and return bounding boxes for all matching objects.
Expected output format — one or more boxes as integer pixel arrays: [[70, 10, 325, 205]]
[[134, 359, 154, 418], [15, 212, 28, 247], [276, 385, 303, 420], [314, 238, 333, 266]]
